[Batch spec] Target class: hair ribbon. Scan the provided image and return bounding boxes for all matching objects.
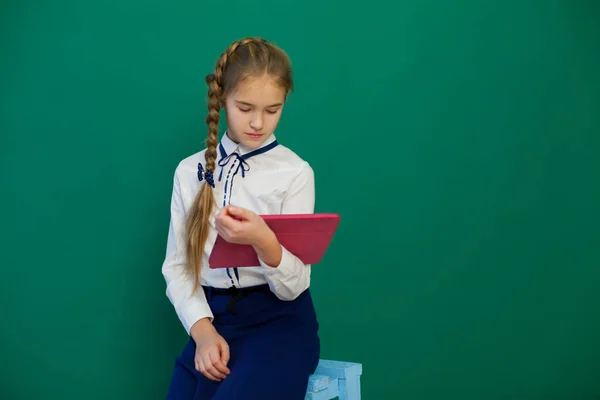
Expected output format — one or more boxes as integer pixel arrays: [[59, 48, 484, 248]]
[[197, 163, 215, 188]]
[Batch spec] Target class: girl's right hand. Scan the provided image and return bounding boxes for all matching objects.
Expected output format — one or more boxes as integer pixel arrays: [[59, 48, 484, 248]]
[[190, 318, 231, 382]]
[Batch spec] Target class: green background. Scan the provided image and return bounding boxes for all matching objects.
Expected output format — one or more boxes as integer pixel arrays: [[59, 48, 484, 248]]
[[1, 0, 599, 398]]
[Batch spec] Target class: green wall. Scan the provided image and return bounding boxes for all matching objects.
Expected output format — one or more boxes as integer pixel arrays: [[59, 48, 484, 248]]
[[2, 0, 599, 398]]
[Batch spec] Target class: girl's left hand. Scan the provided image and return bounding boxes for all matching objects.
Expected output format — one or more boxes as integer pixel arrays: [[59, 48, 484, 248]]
[[214, 206, 271, 247]]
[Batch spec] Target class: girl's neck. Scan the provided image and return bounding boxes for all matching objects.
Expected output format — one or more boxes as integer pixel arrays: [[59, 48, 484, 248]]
[[226, 130, 240, 144]]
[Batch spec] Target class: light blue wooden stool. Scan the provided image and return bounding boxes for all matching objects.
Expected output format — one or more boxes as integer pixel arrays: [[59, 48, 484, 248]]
[[305, 359, 363, 400]]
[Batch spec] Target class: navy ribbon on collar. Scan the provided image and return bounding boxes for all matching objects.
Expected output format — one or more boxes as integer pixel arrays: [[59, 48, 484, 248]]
[[218, 151, 250, 182], [218, 140, 279, 169], [198, 140, 279, 188]]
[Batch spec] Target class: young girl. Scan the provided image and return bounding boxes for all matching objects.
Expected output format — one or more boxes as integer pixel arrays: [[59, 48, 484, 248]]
[[161, 37, 320, 399]]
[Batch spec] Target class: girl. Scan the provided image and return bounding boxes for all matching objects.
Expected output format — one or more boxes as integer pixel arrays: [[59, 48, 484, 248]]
[[161, 37, 320, 399]]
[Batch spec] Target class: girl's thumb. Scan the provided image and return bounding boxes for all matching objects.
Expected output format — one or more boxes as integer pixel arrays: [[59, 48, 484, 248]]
[[227, 206, 246, 220]]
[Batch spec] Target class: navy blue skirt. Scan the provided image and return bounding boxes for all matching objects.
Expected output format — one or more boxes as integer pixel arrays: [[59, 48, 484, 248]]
[[165, 285, 320, 400]]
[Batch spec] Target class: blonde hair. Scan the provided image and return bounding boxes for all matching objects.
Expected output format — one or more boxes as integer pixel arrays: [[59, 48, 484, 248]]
[[185, 37, 294, 291]]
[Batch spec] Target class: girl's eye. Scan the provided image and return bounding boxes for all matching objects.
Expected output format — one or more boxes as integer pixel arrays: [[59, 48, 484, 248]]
[[238, 107, 278, 114]]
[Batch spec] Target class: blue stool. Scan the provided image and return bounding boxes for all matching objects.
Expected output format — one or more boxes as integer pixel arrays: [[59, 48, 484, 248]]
[[305, 359, 363, 400]]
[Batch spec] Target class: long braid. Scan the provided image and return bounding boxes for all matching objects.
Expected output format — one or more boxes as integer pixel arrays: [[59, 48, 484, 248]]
[[204, 72, 221, 173], [184, 38, 253, 291]]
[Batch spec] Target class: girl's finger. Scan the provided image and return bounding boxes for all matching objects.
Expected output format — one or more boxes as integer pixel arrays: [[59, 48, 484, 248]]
[[220, 340, 230, 367], [226, 206, 251, 221], [203, 350, 224, 381], [209, 349, 230, 376], [216, 226, 230, 242], [198, 357, 219, 382], [218, 215, 237, 230]]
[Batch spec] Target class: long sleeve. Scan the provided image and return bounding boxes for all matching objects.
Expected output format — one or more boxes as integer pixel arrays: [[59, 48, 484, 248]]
[[259, 162, 315, 300], [161, 168, 213, 334]]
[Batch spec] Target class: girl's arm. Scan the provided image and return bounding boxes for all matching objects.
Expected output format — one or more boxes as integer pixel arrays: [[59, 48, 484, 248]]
[[257, 161, 315, 300], [252, 228, 282, 267]]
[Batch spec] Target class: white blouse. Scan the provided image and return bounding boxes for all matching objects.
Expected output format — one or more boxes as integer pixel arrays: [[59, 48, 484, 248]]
[[161, 133, 315, 334]]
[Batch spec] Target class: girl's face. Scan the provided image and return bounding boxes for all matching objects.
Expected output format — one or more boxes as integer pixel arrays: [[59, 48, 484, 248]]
[[224, 74, 286, 149]]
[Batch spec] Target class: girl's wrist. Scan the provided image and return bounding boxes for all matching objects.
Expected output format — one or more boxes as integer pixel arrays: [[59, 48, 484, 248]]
[[252, 228, 282, 267], [251, 224, 274, 248], [190, 317, 215, 342]]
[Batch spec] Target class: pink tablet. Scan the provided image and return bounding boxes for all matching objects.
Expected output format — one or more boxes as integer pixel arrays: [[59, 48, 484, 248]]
[[208, 213, 340, 269]]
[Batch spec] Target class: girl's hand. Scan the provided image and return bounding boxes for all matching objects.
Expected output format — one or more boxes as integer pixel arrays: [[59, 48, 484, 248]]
[[215, 205, 283, 267], [215, 206, 270, 246], [190, 318, 230, 382]]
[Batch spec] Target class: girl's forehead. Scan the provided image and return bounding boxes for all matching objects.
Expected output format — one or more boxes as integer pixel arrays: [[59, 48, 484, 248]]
[[231, 75, 286, 105]]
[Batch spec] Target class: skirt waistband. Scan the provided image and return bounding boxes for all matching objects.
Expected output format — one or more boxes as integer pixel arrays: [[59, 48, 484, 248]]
[[202, 284, 271, 314], [202, 284, 270, 297]]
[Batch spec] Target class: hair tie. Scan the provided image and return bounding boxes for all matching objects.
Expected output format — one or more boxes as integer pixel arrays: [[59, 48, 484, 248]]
[[197, 163, 215, 188]]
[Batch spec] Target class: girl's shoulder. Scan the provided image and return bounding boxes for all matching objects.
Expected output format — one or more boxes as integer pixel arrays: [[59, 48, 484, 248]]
[[170, 149, 206, 192], [173, 149, 206, 174], [267, 143, 313, 174]]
